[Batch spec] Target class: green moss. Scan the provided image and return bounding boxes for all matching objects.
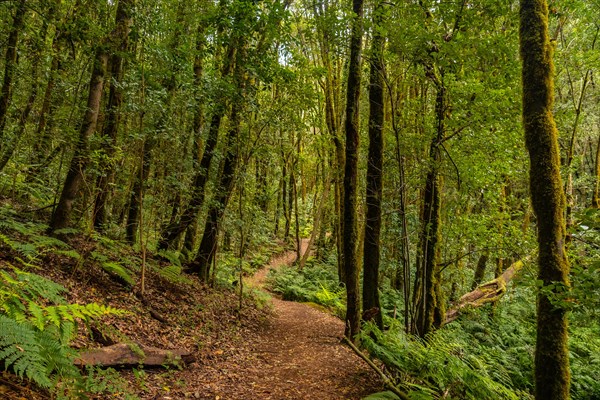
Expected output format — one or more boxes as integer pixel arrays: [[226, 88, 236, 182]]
[[519, 1, 571, 399]]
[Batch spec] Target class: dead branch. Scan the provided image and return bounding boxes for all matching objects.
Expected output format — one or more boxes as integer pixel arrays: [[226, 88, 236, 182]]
[[342, 337, 409, 400], [444, 258, 528, 324]]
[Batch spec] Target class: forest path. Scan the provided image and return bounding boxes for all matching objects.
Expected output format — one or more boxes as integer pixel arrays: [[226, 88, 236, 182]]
[[194, 240, 382, 399], [241, 239, 382, 399]]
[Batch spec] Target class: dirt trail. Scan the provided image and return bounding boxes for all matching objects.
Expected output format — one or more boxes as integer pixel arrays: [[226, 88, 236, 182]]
[[239, 240, 382, 399], [192, 241, 382, 399]]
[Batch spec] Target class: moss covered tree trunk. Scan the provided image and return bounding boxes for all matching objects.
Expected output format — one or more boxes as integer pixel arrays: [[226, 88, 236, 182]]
[[519, 1, 571, 399], [471, 252, 488, 291], [342, 0, 364, 340], [192, 104, 242, 281], [156, 30, 234, 251], [412, 83, 445, 338], [0, 0, 26, 143], [362, 0, 385, 330], [93, 0, 134, 231], [49, 51, 108, 231]]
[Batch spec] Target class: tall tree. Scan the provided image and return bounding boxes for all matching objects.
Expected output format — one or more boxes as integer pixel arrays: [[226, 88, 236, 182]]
[[519, 1, 571, 399], [342, 0, 364, 339], [0, 0, 27, 142], [362, 0, 385, 330], [48, 49, 108, 231], [156, 6, 235, 251], [92, 0, 134, 231], [192, 72, 245, 280]]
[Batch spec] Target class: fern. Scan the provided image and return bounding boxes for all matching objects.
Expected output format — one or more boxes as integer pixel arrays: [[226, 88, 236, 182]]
[[0, 233, 38, 260], [358, 323, 529, 400], [0, 266, 124, 392], [100, 261, 135, 285], [154, 264, 192, 285], [52, 249, 82, 261], [0, 315, 53, 388]]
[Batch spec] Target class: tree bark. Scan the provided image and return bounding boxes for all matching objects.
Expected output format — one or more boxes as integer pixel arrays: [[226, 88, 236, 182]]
[[0, 0, 26, 143], [342, 0, 364, 339], [362, 0, 385, 330], [93, 0, 134, 231], [192, 104, 242, 280], [49, 51, 108, 231], [520, 1, 571, 399], [412, 83, 445, 337], [156, 36, 236, 251]]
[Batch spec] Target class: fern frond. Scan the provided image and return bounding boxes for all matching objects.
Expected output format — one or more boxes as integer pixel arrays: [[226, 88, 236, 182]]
[[100, 261, 135, 285], [0, 315, 52, 388], [154, 264, 192, 285], [52, 249, 82, 261], [15, 269, 66, 304], [31, 234, 69, 250]]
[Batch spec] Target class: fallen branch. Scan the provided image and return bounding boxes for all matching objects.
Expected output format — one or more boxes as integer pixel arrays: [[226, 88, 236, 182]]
[[342, 337, 409, 400], [75, 342, 194, 367], [444, 258, 529, 324]]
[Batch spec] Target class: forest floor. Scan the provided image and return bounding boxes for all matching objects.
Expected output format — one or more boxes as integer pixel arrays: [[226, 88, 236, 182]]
[[1, 235, 382, 400]]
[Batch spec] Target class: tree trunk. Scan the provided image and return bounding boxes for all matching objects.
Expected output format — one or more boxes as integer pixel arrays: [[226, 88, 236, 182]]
[[292, 167, 301, 261], [192, 105, 242, 280], [282, 160, 290, 240], [362, 0, 385, 330], [0, 55, 39, 172], [413, 83, 445, 338], [520, 2, 571, 399], [299, 172, 331, 269], [93, 0, 134, 231], [471, 253, 489, 291], [126, 139, 152, 243], [29, 1, 62, 173], [49, 51, 108, 231], [156, 36, 235, 251], [592, 134, 600, 208], [0, 0, 26, 143], [342, 0, 364, 339]]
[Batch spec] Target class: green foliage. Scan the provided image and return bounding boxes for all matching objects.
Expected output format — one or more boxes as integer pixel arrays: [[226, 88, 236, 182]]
[[0, 266, 124, 391], [90, 251, 136, 286], [0, 205, 78, 266], [78, 367, 139, 399], [266, 261, 345, 318], [359, 322, 530, 400], [154, 264, 193, 285]]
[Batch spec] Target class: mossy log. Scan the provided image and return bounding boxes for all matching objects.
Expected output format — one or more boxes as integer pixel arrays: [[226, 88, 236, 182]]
[[75, 343, 194, 368], [444, 259, 526, 324]]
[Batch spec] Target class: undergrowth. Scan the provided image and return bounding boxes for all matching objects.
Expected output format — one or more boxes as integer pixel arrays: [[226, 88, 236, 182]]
[[213, 243, 285, 287], [266, 258, 345, 318], [359, 321, 531, 400], [0, 265, 125, 395], [365, 283, 600, 400]]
